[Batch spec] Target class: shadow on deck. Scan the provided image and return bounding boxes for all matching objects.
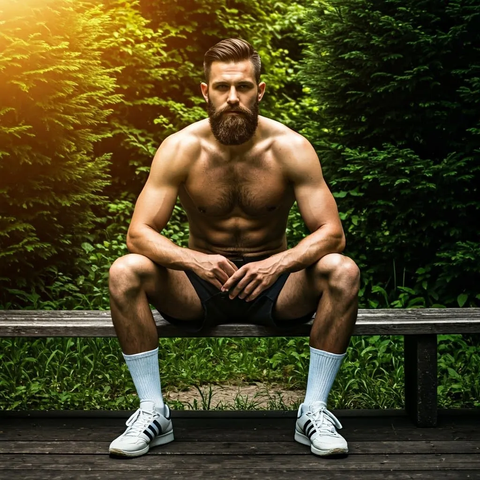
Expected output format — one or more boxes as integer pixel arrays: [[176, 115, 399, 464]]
[[1, 409, 479, 479]]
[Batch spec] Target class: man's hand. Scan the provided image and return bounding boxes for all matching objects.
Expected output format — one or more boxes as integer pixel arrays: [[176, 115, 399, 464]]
[[192, 254, 238, 290], [221, 256, 284, 302]]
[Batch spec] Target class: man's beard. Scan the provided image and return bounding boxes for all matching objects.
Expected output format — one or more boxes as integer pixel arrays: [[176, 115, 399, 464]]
[[207, 98, 259, 145]]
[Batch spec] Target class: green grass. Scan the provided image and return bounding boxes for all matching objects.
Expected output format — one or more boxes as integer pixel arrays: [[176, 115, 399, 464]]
[[1, 335, 479, 411]]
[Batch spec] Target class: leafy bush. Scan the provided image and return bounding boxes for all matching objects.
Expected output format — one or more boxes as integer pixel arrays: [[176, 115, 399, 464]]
[[300, 0, 480, 307], [0, 0, 121, 299]]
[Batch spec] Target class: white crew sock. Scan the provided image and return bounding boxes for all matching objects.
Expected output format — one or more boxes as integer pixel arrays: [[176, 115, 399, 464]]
[[303, 346, 346, 408], [123, 347, 165, 411]]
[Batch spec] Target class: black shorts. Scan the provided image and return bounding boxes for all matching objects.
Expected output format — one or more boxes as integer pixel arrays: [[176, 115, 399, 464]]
[[159, 255, 315, 333]]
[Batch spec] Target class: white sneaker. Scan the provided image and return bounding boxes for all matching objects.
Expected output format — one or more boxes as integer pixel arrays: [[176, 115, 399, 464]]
[[294, 401, 348, 456], [109, 400, 174, 457]]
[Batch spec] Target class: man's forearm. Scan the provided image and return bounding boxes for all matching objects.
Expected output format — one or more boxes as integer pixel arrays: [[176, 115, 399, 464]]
[[275, 227, 345, 274], [127, 226, 204, 271]]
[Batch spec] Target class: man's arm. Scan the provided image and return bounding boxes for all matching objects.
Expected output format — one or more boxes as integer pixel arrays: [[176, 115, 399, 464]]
[[273, 135, 345, 272], [127, 134, 237, 289], [223, 135, 345, 300]]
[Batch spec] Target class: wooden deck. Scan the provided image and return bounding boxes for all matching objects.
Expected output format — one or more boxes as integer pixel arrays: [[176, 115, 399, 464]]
[[1, 410, 479, 479]]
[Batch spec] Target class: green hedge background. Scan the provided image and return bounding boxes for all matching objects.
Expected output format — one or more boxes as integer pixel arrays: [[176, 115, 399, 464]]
[[0, 0, 479, 412], [1, 0, 478, 310]]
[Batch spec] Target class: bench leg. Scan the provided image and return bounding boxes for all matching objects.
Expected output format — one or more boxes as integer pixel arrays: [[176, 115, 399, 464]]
[[404, 334, 437, 427]]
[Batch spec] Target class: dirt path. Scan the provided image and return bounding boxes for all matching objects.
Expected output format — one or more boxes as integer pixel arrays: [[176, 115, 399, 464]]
[[164, 383, 304, 410]]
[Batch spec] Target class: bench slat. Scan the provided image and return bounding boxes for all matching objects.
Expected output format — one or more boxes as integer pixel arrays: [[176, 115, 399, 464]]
[[0, 309, 479, 337]]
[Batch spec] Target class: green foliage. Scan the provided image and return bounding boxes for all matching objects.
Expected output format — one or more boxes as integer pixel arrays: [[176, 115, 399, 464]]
[[437, 334, 480, 407], [300, 0, 480, 307], [2, 334, 478, 410], [97, 0, 179, 195], [0, 196, 134, 310], [0, 0, 122, 298], [332, 336, 404, 408], [0, 337, 131, 410]]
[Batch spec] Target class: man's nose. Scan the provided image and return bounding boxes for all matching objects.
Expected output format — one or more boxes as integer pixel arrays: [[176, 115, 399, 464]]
[[227, 87, 239, 105]]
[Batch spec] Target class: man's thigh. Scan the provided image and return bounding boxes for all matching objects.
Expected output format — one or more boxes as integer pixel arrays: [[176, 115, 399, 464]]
[[273, 267, 320, 321]]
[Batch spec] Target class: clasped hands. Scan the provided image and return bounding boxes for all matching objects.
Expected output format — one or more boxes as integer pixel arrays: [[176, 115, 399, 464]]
[[194, 254, 283, 302]]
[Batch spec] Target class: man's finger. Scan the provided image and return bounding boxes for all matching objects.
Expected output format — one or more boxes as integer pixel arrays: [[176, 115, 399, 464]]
[[222, 267, 246, 292], [244, 283, 267, 302], [227, 276, 249, 298], [221, 260, 238, 278], [213, 258, 238, 283], [208, 276, 224, 290], [214, 268, 230, 285], [229, 276, 258, 300], [226, 259, 239, 272], [238, 281, 256, 300]]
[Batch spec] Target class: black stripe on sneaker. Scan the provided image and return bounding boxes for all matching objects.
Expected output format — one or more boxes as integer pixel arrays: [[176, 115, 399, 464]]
[[306, 423, 316, 438], [304, 419, 312, 436], [153, 420, 163, 434], [144, 428, 154, 441], [148, 424, 158, 436]]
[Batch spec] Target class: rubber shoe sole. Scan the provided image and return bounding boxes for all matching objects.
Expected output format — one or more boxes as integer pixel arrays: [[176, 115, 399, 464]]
[[109, 430, 174, 458], [294, 429, 348, 457]]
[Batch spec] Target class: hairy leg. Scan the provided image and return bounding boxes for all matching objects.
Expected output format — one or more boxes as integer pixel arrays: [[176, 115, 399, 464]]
[[109, 253, 203, 354], [274, 253, 360, 353]]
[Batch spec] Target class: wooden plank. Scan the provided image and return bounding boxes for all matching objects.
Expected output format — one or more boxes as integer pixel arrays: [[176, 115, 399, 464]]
[[0, 308, 479, 337], [1, 407, 478, 420], [0, 409, 299, 420], [1, 414, 479, 442], [0, 414, 469, 434], [4, 308, 480, 321], [1, 471, 480, 480], [0, 411, 474, 427], [2, 453, 480, 470], [0, 440, 479, 455]]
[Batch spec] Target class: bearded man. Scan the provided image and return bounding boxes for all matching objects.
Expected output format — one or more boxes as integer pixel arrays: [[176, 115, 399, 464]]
[[108, 38, 360, 458]]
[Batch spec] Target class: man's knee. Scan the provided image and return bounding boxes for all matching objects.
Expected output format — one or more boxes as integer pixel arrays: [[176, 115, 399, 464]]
[[109, 253, 157, 295], [314, 253, 360, 294]]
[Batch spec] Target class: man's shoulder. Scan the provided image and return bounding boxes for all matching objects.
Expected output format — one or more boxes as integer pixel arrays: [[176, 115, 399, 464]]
[[259, 116, 313, 155], [150, 120, 210, 180], [161, 119, 210, 154]]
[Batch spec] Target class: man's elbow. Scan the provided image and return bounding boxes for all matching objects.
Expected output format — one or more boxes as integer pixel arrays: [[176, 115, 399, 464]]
[[126, 228, 141, 253], [332, 230, 346, 253]]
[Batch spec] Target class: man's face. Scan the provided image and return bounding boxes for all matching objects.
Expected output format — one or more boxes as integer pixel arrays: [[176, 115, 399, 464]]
[[201, 60, 266, 145]]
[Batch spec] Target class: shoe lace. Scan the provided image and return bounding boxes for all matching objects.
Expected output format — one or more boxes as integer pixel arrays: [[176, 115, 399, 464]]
[[308, 402, 342, 434], [124, 408, 157, 436]]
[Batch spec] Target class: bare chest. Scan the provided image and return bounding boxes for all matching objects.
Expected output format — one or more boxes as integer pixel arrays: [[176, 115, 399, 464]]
[[179, 156, 292, 217]]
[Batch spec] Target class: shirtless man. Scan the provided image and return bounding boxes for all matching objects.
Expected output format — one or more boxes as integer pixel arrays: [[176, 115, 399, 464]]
[[108, 38, 360, 459]]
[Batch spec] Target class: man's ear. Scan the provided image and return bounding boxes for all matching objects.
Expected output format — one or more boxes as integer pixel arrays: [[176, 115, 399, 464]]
[[257, 82, 266, 102], [201, 82, 209, 102]]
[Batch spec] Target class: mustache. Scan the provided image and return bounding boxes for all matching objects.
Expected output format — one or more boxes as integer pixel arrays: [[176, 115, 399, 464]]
[[217, 106, 251, 115]]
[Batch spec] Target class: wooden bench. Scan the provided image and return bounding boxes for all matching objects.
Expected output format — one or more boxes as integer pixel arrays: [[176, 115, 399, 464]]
[[1, 308, 479, 428]]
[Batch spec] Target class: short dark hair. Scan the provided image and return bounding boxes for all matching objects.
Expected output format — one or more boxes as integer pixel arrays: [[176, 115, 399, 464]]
[[203, 38, 261, 84]]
